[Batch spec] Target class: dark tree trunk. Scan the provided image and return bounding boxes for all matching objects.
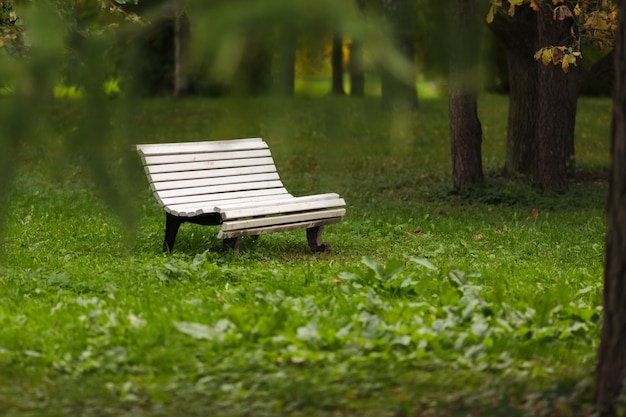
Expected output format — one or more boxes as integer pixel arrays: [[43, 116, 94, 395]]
[[349, 0, 366, 97], [449, 0, 483, 190], [349, 39, 365, 97], [275, 29, 296, 96], [489, 2, 580, 189], [450, 91, 484, 189], [595, 1, 626, 415], [504, 48, 539, 175], [331, 33, 345, 95], [535, 3, 571, 193], [380, 0, 418, 110], [241, 40, 273, 95], [536, 62, 568, 192], [488, 5, 539, 176], [173, 1, 190, 97]]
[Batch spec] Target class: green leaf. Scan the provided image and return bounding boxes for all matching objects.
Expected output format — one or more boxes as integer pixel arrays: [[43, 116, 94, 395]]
[[448, 270, 467, 288], [361, 256, 384, 279], [173, 319, 234, 341], [409, 256, 438, 270]]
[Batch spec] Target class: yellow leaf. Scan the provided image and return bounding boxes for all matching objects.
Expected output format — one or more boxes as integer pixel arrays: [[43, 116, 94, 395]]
[[574, 4, 581, 16], [0, 40, 4, 48], [508, 0, 524, 16], [552, 47, 564, 65], [486, 5, 496, 24], [542, 49, 553, 65], [562, 54, 578, 73], [530, 0, 539, 11]]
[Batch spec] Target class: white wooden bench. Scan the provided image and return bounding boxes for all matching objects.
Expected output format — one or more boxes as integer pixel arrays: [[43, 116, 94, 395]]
[[134, 138, 346, 254]]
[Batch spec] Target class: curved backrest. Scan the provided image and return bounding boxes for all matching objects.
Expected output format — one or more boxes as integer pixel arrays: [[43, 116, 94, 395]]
[[135, 138, 291, 217]]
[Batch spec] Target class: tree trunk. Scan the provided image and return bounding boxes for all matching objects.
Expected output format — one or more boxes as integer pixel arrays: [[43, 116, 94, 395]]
[[380, 0, 418, 110], [275, 29, 296, 96], [331, 33, 345, 95], [349, 0, 366, 97], [595, 1, 626, 415], [173, 0, 189, 97], [488, 5, 539, 176], [449, 0, 483, 190], [535, 3, 570, 193], [349, 39, 365, 97], [504, 48, 538, 175], [490, 2, 579, 190]]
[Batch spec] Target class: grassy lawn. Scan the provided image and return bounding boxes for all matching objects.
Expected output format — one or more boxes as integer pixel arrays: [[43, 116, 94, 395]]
[[0, 94, 611, 416]]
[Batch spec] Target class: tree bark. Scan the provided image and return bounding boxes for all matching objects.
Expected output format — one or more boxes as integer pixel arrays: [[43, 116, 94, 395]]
[[535, 2, 571, 193], [595, 1, 626, 415], [488, 5, 539, 176], [331, 33, 345, 95], [449, 0, 483, 190], [488, 2, 579, 185], [504, 47, 538, 175]]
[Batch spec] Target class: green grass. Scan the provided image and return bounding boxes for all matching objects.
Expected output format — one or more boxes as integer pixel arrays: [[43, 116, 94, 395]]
[[0, 94, 611, 416]]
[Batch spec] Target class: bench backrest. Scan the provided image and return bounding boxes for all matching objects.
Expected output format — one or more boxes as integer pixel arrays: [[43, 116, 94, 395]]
[[135, 138, 291, 216]]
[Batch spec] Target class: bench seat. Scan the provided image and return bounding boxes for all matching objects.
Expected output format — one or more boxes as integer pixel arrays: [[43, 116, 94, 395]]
[[135, 138, 346, 253]]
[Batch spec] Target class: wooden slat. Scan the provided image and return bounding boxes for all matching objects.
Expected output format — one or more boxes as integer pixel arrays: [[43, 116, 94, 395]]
[[167, 193, 295, 217], [145, 157, 276, 175], [135, 138, 265, 156], [147, 164, 277, 183], [142, 149, 272, 166], [218, 217, 343, 239], [221, 209, 346, 231], [214, 193, 340, 212], [159, 188, 291, 208], [156, 180, 285, 200], [151, 172, 281, 192], [218, 198, 346, 220]]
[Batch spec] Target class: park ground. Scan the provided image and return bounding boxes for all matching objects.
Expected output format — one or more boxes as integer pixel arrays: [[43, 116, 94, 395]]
[[0, 93, 611, 416]]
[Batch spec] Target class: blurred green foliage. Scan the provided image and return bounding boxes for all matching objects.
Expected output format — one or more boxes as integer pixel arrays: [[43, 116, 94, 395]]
[[0, 0, 420, 240]]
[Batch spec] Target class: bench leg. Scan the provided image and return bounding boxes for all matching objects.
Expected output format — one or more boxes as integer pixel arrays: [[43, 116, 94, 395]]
[[307, 226, 331, 253], [163, 213, 184, 253], [222, 237, 242, 255]]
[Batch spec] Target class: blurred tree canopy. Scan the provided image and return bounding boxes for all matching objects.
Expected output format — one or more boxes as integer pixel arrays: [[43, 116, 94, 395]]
[[0, 0, 416, 237]]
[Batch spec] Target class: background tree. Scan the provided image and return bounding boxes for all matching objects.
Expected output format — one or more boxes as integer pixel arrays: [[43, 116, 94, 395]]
[[449, 0, 484, 191], [173, 0, 190, 97], [487, 0, 617, 192], [349, 0, 366, 97], [595, 0, 626, 414], [380, 0, 418, 110], [273, 24, 297, 96], [331, 32, 345, 95], [535, 0, 572, 193]]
